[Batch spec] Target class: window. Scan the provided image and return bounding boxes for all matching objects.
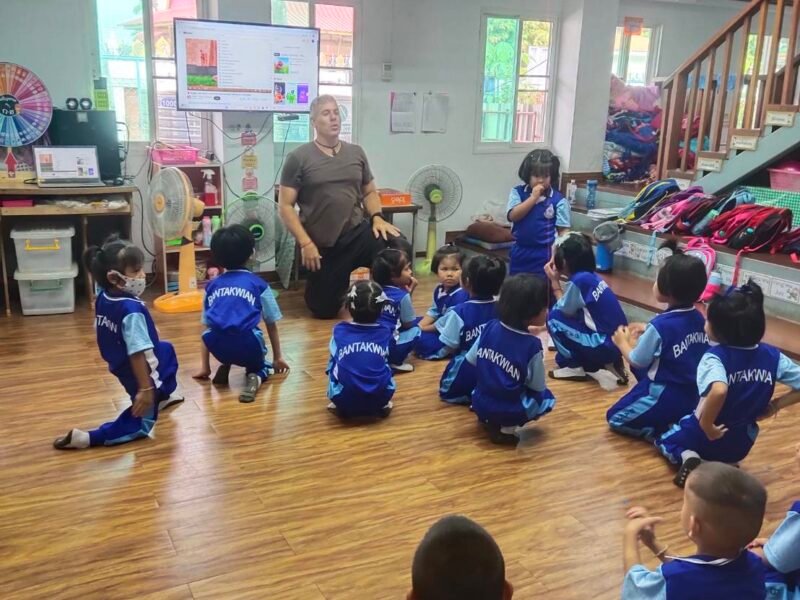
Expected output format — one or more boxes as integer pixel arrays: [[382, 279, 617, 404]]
[[96, 0, 204, 146], [271, 0, 356, 144], [612, 26, 660, 86], [478, 15, 556, 148]]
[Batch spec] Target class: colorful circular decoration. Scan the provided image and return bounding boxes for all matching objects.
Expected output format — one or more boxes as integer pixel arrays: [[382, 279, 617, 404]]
[[0, 63, 53, 147]]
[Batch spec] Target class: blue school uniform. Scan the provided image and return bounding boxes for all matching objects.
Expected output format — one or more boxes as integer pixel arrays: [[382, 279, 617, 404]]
[[765, 501, 800, 600], [90, 291, 178, 446], [466, 319, 555, 427], [437, 298, 497, 404], [416, 284, 469, 360], [507, 184, 571, 277], [622, 551, 765, 599], [658, 344, 800, 465], [548, 271, 627, 372], [607, 307, 708, 440], [378, 285, 421, 365], [201, 270, 282, 381], [327, 321, 396, 418]]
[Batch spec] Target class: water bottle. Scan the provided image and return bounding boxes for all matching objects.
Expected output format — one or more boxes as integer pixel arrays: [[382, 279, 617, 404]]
[[567, 179, 577, 206], [691, 208, 720, 236], [202, 216, 212, 248], [586, 179, 598, 210]]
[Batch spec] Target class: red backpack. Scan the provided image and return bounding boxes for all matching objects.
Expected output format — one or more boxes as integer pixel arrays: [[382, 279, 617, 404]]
[[771, 227, 800, 263]]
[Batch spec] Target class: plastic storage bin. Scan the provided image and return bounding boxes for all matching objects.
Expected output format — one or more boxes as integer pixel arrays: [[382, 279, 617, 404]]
[[14, 263, 78, 315], [11, 225, 75, 273], [769, 160, 800, 192]]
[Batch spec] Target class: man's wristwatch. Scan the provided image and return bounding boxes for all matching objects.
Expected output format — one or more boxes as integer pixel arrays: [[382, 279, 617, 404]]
[[369, 211, 386, 224]]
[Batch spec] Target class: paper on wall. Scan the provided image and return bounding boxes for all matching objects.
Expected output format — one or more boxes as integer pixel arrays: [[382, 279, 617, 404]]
[[390, 92, 416, 133], [421, 93, 449, 133]]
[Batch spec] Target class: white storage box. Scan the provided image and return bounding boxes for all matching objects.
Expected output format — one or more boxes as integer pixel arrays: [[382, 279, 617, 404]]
[[11, 224, 75, 273], [14, 263, 79, 315]]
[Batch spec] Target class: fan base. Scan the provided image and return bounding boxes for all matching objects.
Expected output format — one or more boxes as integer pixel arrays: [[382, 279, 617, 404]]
[[154, 290, 204, 314]]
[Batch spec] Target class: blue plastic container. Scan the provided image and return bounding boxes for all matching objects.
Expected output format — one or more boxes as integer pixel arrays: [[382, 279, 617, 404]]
[[586, 179, 598, 210], [596, 243, 614, 273]]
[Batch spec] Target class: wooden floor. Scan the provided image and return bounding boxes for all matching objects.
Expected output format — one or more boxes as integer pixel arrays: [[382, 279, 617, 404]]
[[1, 275, 798, 600]]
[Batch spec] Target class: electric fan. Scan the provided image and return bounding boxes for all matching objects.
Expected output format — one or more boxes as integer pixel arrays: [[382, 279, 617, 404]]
[[148, 167, 205, 313], [407, 165, 462, 272], [225, 192, 276, 267]]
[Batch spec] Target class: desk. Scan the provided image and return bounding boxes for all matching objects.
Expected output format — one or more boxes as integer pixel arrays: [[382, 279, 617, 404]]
[[0, 182, 135, 315]]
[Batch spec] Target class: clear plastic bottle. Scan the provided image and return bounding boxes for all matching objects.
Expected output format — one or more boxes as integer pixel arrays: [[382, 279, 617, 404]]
[[567, 179, 577, 206], [202, 216, 212, 248]]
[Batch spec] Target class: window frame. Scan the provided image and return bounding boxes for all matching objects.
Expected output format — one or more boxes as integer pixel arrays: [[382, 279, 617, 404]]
[[473, 10, 559, 154], [612, 24, 662, 87]]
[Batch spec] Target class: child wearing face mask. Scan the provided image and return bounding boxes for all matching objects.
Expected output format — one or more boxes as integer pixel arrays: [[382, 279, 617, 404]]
[[54, 235, 182, 449]]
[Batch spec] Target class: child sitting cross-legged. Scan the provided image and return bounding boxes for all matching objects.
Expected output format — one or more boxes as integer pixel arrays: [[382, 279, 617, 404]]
[[622, 462, 767, 600]]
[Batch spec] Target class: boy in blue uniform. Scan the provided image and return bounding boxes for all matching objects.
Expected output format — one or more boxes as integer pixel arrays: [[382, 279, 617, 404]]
[[622, 462, 767, 600], [657, 281, 800, 487], [467, 274, 555, 445], [547, 233, 628, 390], [416, 245, 468, 360], [327, 280, 396, 418], [54, 236, 181, 449], [371, 248, 421, 372], [437, 255, 506, 405], [609, 244, 709, 440], [507, 149, 570, 278], [193, 225, 289, 403]]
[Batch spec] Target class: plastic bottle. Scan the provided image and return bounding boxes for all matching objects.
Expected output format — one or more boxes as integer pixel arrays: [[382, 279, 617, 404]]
[[202, 216, 212, 248], [202, 169, 218, 206], [586, 179, 598, 210], [691, 208, 720, 236], [211, 215, 221, 233], [566, 179, 577, 206]]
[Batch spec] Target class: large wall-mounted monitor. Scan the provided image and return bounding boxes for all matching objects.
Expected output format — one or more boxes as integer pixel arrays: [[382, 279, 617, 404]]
[[174, 18, 320, 112]]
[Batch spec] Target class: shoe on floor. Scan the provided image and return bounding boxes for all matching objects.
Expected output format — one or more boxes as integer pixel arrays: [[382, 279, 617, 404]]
[[212, 364, 231, 385], [239, 373, 261, 403], [486, 424, 519, 445], [674, 456, 702, 488], [391, 362, 414, 373], [545, 334, 556, 351], [158, 393, 184, 412], [549, 366, 588, 381], [381, 400, 394, 418], [53, 428, 90, 450], [587, 369, 620, 391], [609, 359, 629, 385]]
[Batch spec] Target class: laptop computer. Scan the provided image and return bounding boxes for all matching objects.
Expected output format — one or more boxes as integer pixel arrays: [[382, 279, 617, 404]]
[[33, 146, 106, 187]]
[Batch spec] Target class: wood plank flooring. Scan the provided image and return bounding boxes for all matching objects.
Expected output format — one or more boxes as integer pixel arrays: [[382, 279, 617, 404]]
[[1, 275, 798, 599]]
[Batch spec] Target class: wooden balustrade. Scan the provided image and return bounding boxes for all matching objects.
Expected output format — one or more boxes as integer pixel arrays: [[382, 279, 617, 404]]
[[657, 0, 800, 180]]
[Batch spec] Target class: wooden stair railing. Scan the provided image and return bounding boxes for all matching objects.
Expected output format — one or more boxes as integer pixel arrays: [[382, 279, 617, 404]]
[[656, 0, 800, 180]]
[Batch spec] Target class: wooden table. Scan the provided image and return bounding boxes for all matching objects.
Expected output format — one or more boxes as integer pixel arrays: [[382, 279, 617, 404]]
[[0, 182, 135, 315]]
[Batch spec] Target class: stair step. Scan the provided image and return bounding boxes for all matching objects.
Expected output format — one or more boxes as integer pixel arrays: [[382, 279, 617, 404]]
[[764, 105, 798, 127], [729, 128, 762, 151]]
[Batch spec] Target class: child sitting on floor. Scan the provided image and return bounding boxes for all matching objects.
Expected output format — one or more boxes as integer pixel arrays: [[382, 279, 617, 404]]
[[437, 255, 506, 405], [608, 242, 709, 441], [193, 225, 289, 403], [408, 515, 513, 600], [326, 280, 395, 418], [372, 248, 422, 372], [467, 274, 556, 445], [54, 236, 182, 449], [546, 233, 628, 390], [415, 245, 468, 360], [657, 281, 800, 487], [622, 462, 767, 599]]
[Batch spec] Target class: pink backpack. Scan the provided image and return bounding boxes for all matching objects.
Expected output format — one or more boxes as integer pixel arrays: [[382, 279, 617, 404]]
[[682, 238, 719, 301], [640, 192, 708, 232]]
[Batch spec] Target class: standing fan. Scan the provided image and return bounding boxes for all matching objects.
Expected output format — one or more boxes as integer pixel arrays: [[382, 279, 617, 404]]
[[225, 192, 276, 267], [407, 165, 462, 272], [148, 167, 205, 313]]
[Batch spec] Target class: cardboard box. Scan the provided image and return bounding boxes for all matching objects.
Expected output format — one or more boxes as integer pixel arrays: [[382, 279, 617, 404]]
[[379, 188, 412, 206]]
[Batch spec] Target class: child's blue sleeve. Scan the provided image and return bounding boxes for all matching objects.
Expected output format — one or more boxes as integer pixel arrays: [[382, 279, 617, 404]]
[[121, 312, 155, 355], [525, 350, 546, 392], [697, 353, 727, 396], [200, 303, 207, 326], [260, 288, 283, 324], [776, 353, 800, 389], [399, 294, 416, 325], [437, 310, 465, 349], [556, 197, 571, 228], [556, 281, 586, 315], [465, 334, 481, 365], [765, 502, 800, 574], [506, 187, 522, 217], [426, 297, 440, 319], [628, 325, 662, 369], [621, 565, 667, 599], [326, 336, 337, 375]]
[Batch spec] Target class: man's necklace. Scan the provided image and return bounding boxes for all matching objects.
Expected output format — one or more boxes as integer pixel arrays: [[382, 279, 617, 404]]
[[315, 139, 341, 156]]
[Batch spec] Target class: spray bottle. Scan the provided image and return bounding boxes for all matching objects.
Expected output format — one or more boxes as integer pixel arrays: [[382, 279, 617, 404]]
[[202, 169, 218, 206]]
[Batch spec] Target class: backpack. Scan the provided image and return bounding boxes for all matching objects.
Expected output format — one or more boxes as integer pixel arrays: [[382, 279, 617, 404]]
[[631, 185, 703, 225], [618, 179, 682, 222], [672, 195, 724, 234], [770, 227, 800, 263], [682, 237, 721, 302], [639, 192, 705, 232]]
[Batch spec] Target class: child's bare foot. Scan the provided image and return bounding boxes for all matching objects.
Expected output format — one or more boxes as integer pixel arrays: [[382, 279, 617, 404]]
[[212, 364, 231, 385], [53, 428, 90, 450], [192, 369, 211, 380]]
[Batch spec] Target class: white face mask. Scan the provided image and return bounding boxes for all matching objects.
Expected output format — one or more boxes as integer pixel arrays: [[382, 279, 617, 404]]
[[111, 270, 146, 297]]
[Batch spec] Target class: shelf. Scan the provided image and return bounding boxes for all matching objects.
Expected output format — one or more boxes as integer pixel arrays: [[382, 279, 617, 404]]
[[0, 183, 138, 196], [153, 162, 222, 169], [0, 205, 131, 216], [165, 245, 212, 254]]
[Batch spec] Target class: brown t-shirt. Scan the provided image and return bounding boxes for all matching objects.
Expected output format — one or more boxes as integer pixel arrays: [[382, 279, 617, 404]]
[[280, 141, 374, 248]]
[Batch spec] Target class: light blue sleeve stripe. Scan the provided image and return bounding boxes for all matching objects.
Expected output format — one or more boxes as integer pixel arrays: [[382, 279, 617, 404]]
[[629, 325, 662, 369], [121, 312, 154, 355], [697, 352, 727, 397], [776, 353, 800, 390], [260, 288, 283, 324], [329, 336, 337, 357], [525, 351, 546, 391], [555, 197, 571, 228], [465, 333, 481, 365], [399, 294, 416, 324], [765, 507, 800, 574], [557, 281, 586, 315], [426, 298, 440, 320], [437, 311, 464, 349], [506, 187, 522, 215], [621, 565, 667, 600]]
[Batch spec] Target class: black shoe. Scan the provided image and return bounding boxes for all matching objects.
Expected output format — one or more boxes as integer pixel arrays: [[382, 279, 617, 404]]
[[239, 373, 261, 403], [674, 456, 702, 488], [158, 394, 184, 412], [53, 430, 75, 450], [609, 360, 629, 385], [212, 364, 231, 385], [486, 424, 519, 446]]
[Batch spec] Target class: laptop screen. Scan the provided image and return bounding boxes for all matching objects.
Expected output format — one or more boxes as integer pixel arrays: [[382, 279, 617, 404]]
[[34, 146, 100, 181]]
